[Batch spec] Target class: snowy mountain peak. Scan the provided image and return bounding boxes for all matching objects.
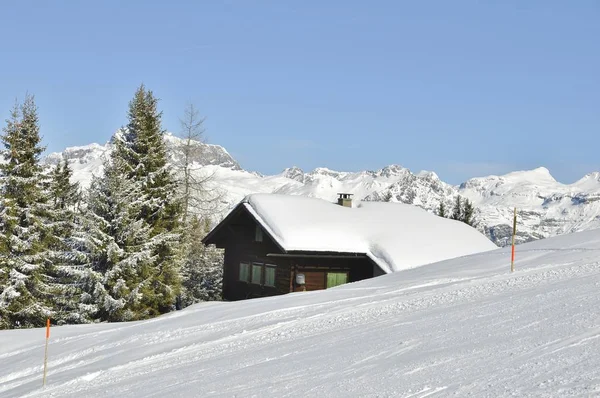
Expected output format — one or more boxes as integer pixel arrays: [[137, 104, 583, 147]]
[[416, 170, 440, 181], [575, 172, 600, 184], [162, 133, 241, 170], [281, 166, 305, 182], [376, 164, 409, 178], [45, 143, 108, 166], [311, 167, 345, 178], [41, 130, 241, 187], [501, 166, 556, 183]]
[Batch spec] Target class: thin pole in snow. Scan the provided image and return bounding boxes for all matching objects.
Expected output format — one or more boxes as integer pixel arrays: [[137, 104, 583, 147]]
[[43, 318, 50, 387], [511, 207, 517, 272]]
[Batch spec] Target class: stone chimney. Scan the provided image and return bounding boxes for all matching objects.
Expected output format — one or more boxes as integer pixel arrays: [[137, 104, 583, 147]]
[[337, 193, 353, 207]]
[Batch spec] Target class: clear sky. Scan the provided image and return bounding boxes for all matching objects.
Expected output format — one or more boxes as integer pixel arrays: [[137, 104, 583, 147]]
[[0, 1, 598, 184]]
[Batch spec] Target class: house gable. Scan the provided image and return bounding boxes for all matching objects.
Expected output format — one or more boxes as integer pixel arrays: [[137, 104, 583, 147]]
[[203, 203, 285, 254]]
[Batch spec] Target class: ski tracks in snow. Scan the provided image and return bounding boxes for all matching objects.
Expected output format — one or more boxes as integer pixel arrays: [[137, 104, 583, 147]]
[[1, 250, 600, 396]]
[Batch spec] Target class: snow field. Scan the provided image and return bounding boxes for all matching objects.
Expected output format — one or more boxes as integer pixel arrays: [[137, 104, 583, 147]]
[[2, 229, 600, 396]]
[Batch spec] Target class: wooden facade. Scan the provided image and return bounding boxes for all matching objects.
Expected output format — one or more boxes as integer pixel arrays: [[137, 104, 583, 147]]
[[203, 204, 385, 301]]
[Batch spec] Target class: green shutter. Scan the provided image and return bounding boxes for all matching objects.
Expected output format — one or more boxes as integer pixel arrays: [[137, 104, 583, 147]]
[[265, 266, 276, 287], [239, 263, 250, 282], [327, 272, 348, 288], [251, 263, 262, 284]]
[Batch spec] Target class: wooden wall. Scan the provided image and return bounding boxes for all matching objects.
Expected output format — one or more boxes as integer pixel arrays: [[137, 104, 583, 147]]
[[207, 205, 382, 301], [290, 256, 375, 292], [216, 207, 291, 301]]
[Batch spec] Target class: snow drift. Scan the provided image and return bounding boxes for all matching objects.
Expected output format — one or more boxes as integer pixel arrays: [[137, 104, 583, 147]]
[[243, 193, 497, 273]]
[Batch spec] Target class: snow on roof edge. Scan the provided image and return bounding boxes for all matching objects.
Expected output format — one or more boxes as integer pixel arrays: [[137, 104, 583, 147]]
[[365, 252, 392, 274], [245, 201, 392, 274], [242, 193, 497, 274], [242, 202, 286, 252]]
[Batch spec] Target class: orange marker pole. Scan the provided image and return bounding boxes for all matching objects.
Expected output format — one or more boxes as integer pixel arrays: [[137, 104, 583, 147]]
[[510, 207, 517, 272], [43, 318, 50, 387]]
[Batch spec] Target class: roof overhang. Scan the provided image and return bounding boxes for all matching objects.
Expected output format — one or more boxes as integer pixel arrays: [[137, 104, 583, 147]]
[[203, 197, 390, 274], [266, 252, 368, 259], [202, 201, 286, 253]]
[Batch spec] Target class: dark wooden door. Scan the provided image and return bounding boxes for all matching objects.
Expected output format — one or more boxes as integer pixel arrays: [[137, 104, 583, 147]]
[[302, 272, 326, 291]]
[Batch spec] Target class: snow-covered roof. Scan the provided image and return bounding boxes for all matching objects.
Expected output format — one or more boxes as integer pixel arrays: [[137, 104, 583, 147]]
[[242, 194, 497, 273]]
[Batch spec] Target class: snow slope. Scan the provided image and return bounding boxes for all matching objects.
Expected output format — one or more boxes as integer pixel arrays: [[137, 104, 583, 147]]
[[2, 229, 600, 397], [244, 194, 497, 273]]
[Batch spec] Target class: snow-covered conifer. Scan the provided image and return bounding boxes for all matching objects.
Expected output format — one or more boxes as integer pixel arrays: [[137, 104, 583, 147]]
[[438, 201, 447, 218], [179, 216, 223, 307], [462, 199, 475, 227], [0, 95, 55, 328], [451, 196, 462, 221], [84, 154, 153, 321], [47, 160, 100, 324], [85, 85, 182, 321], [122, 85, 182, 317]]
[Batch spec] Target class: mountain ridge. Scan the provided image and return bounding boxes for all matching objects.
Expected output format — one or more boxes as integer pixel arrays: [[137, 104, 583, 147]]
[[41, 133, 600, 247]]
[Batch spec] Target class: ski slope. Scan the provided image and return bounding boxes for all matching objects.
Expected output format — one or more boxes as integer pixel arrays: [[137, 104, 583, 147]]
[[2, 230, 600, 397]]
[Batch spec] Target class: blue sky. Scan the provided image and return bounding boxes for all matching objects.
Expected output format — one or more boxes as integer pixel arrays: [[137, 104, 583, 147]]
[[0, 1, 598, 184]]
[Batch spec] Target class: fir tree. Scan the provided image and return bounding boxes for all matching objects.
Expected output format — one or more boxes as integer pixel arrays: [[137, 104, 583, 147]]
[[437, 202, 447, 218], [85, 156, 153, 322], [87, 84, 182, 321], [451, 196, 462, 221], [462, 198, 475, 227], [49, 160, 81, 214], [47, 160, 98, 324], [0, 95, 54, 328], [124, 84, 182, 316], [179, 216, 223, 307]]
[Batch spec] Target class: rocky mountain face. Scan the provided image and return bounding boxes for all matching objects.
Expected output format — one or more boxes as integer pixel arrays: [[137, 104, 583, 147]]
[[43, 133, 600, 247], [163, 133, 241, 170], [43, 132, 241, 187]]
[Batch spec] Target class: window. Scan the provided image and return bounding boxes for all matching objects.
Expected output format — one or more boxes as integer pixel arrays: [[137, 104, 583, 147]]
[[239, 262, 250, 282], [326, 272, 348, 288], [240, 261, 277, 287], [264, 265, 276, 287], [251, 263, 263, 284], [255, 225, 263, 242]]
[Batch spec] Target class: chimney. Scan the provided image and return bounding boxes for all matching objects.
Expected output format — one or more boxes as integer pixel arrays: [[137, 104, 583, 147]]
[[337, 193, 353, 207]]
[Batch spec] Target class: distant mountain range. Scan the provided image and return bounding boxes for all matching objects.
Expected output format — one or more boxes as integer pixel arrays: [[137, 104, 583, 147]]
[[44, 132, 600, 247]]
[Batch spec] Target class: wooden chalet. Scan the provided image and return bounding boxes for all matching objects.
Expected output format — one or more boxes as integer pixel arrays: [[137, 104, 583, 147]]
[[203, 192, 496, 301], [203, 193, 386, 301]]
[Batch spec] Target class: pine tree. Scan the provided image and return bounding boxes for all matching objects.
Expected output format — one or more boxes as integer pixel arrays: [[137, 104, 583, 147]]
[[451, 196, 462, 221], [47, 160, 98, 324], [87, 84, 182, 321], [437, 202, 447, 218], [462, 198, 475, 227], [179, 216, 223, 307], [124, 85, 182, 317], [0, 95, 54, 329], [85, 156, 153, 321]]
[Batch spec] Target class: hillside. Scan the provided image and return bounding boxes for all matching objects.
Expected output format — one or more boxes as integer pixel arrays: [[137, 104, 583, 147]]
[[2, 229, 600, 396], [43, 133, 600, 246]]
